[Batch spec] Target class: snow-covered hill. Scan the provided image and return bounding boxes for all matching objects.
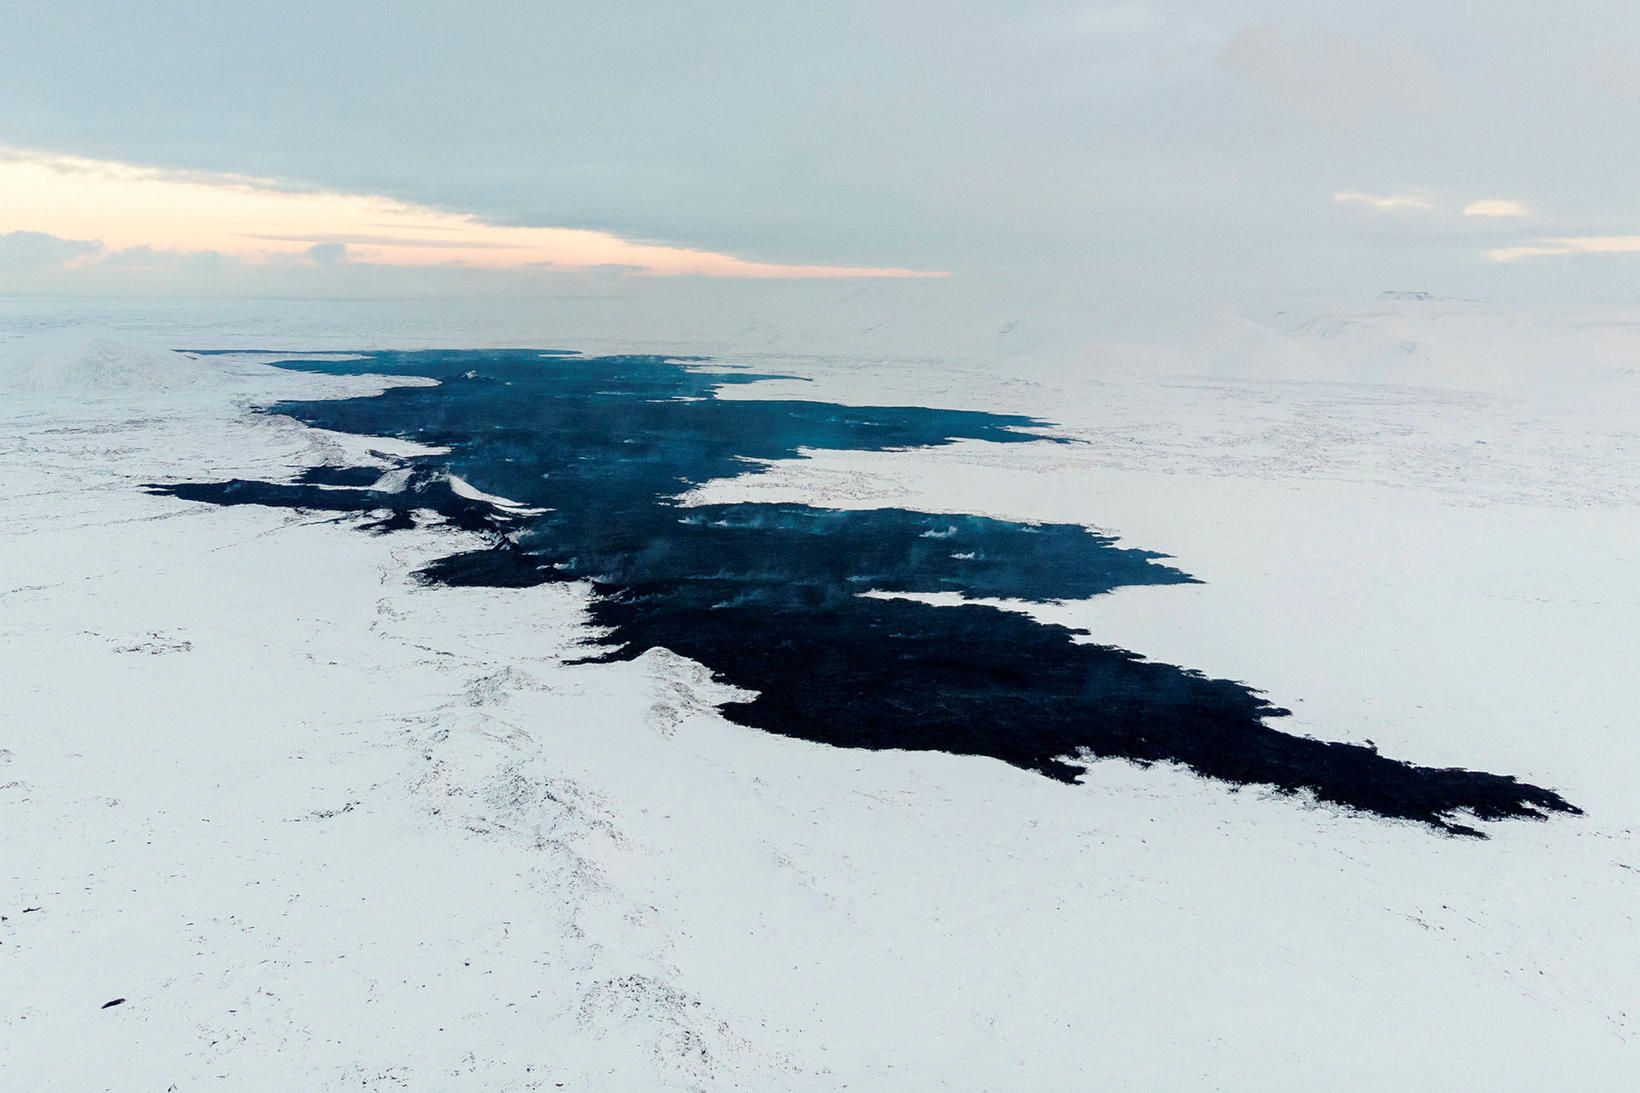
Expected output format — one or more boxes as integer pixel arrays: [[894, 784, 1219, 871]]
[[1189, 294, 1640, 396], [0, 327, 219, 396]]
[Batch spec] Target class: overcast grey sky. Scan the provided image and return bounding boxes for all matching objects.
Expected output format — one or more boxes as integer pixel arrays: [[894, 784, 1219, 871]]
[[3, 0, 1639, 310]]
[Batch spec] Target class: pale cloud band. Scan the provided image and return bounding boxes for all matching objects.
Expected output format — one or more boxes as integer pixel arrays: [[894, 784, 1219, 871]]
[[0, 147, 943, 280], [1335, 192, 1533, 219], [1463, 198, 1531, 218], [1332, 191, 1435, 212], [1327, 188, 1632, 267], [1489, 235, 1640, 262]]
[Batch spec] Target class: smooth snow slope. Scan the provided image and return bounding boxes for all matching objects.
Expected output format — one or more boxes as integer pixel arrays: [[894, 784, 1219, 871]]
[[3, 308, 1637, 1090], [0, 327, 220, 395]]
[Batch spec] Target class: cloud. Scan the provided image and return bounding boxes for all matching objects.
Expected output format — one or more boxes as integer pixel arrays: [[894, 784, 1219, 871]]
[[1333, 191, 1436, 212], [4, 5, 1638, 308], [248, 232, 527, 250], [1488, 236, 1640, 262], [1220, 24, 1450, 127], [0, 146, 943, 280], [306, 242, 349, 266], [1463, 199, 1531, 218], [0, 230, 101, 271]]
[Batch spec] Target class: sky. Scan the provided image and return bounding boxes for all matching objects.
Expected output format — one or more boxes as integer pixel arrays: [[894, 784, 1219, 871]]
[[3, 0, 1640, 315]]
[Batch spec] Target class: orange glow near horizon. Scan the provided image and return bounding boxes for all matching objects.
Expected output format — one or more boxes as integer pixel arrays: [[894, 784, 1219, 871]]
[[1488, 235, 1640, 262], [0, 147, 944, 279]]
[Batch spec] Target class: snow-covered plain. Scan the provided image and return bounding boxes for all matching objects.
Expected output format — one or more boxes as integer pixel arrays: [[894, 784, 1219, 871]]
[[2, 298, 1637, 1089]]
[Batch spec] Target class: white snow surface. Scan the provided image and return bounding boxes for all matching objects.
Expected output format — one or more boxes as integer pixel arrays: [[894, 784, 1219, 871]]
[[3, 309, 1638, 1089], [0, 327, 220, 395]]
